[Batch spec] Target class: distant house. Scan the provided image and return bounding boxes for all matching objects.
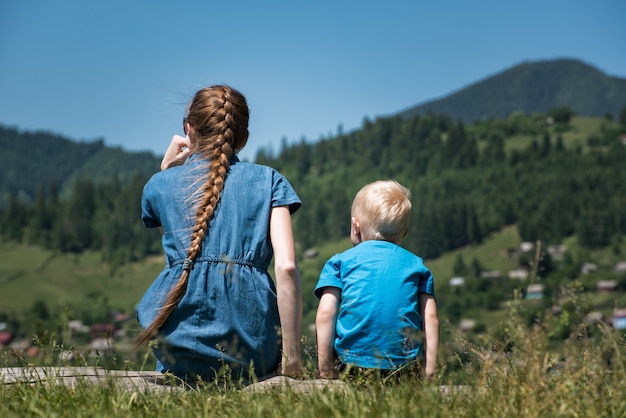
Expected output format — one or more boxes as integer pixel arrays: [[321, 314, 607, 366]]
[[0, 332, 14, 346], [581, 262, 599, 275], [612, 309, 626, 330], [509, 269, 529, 280], [520, 242, 534, 253], [597, 280, 618, 293], [68, 320, 90, 333], [458, 319, 476, 332], [526, 284, 545, 299], [449, 277, 465, 287], [90, 337, 114, 352], [547, 245, 566, 260], [480, 271, 502, 279], [9, 339, 31, 351], [551, 304, 563, 315], [585, 311, 604, 324], [303, 248, 319, 260], [613, 262, 626, 273]]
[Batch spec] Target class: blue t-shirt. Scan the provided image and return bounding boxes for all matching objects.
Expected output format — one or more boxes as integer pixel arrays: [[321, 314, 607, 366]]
[[137, 154, 301, 379], [314, 240, 435, 370]]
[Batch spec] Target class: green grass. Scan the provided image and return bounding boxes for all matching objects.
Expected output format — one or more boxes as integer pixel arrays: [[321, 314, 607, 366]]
[[1, 310, 625, 417], [425, 224, 521, 281], [500, 116, 605, 154], [567, 116, 607, 145], [0, 241, 163, 314]]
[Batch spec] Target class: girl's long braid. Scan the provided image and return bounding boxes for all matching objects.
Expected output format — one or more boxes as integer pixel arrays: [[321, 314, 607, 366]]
[[134, 86, 243, 348]]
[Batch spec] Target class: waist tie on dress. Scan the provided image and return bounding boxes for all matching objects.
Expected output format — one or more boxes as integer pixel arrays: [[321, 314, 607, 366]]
[[170, 256, 267, 271]]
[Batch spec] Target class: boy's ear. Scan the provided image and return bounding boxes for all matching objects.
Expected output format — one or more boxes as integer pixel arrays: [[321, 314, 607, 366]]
[[351, 217, 361, 235]]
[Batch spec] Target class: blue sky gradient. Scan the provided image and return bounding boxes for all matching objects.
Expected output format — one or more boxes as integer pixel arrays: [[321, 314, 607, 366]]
[[1, 0, 624, 160]]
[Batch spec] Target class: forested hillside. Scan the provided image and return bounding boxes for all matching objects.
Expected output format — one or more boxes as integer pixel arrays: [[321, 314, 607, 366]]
[[399, 59, 626, 123], [0, 126, 162, 268], [258, 110, 626, 259], [0, 126, 161, 206]]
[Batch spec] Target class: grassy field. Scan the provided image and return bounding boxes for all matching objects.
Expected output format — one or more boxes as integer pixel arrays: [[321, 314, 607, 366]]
[[1, 310, 625, 417], [495, 115, 607, 154], [425, 224, 521, 281], [0, 242, 163, 316]]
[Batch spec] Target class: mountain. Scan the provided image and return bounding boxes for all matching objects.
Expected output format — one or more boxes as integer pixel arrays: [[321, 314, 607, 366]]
[[398, 58, 626, 123], [0, 126, 161, 206]]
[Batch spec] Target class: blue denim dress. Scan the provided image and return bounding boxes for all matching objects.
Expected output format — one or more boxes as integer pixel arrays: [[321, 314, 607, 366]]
[[137, 154, 301, 380]]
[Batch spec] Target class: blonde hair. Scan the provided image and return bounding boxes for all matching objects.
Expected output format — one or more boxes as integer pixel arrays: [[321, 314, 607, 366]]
[[351, 180, 411, 244], [134, 85, 249, 348]]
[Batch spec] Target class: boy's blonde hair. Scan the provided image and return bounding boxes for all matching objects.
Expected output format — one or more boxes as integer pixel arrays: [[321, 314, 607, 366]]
[[351, 180, 411, 244]]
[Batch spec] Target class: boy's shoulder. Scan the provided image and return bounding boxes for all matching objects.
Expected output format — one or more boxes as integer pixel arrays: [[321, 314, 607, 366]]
[[357, 239, 419, 253], [335, 240, 423, 261]]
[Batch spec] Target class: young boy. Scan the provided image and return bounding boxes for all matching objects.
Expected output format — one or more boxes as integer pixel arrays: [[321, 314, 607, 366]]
[[315, 180, 439, 381]]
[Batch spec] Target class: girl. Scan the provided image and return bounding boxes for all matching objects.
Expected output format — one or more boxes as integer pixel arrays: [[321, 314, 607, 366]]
[[134, 85, 303, 381]]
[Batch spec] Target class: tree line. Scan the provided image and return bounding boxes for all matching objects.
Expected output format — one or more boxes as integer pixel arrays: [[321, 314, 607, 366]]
[[1, 108, 625, 264], [0, 172, 160, 270], [0, 125, 160, 207], [258, 107, 626, 258]]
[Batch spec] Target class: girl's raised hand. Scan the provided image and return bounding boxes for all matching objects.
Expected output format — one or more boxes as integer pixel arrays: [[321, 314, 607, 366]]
[[161, 135, 192, 170]]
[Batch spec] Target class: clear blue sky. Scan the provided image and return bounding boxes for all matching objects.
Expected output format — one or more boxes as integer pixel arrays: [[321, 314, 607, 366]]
[[1, 0, 624, 161]]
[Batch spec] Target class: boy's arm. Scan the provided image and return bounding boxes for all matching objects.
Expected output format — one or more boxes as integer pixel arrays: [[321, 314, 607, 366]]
[[419, 293, 439, 382], [316, 287, 341, 378]]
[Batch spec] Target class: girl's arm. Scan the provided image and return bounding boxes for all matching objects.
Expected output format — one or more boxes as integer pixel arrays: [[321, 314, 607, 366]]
[[316, 287, 341, 378], [419, 293, 439, 382], [269, 205, 303, 376]]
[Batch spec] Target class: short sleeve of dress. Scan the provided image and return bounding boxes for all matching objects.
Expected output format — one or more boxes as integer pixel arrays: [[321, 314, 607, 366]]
[[314, 255, 344, 299], [141, 181, 161, 229], [271, 171, 302, 214], [418, 264, 436, 298]]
